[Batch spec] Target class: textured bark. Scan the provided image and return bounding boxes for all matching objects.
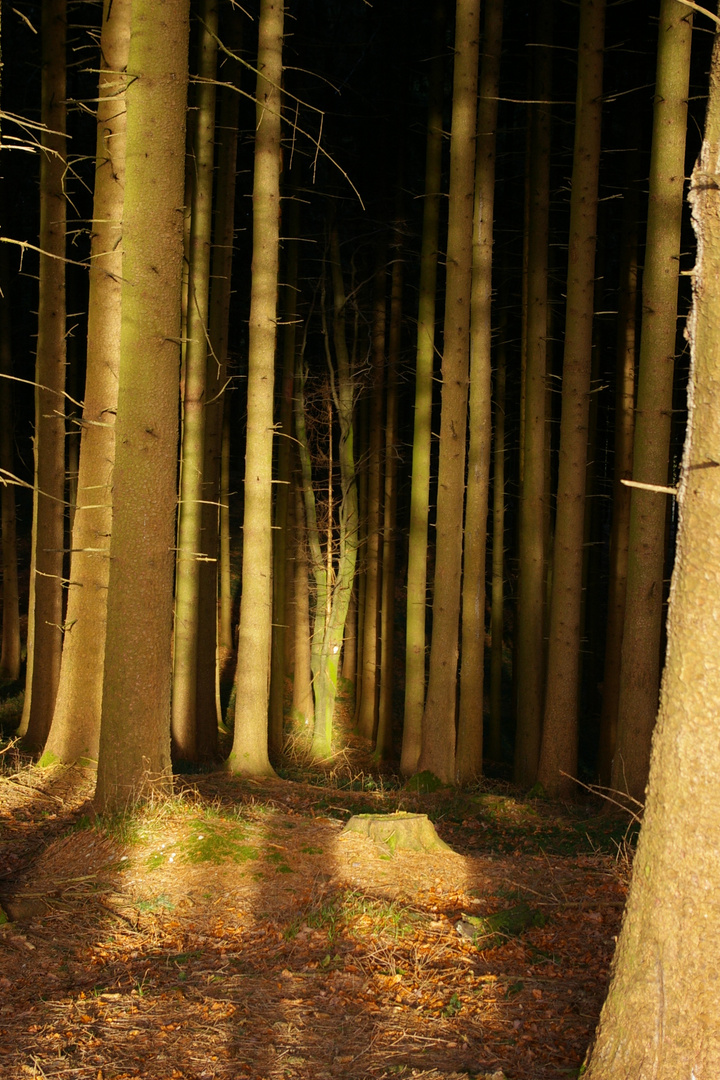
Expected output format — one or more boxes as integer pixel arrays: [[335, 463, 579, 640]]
[[172, 0, 219, 762], [195, 70, 240, 762], [95, 0, 189, 812], [227, 0, 284, 777], [295, 230, 358, 759], [456, 0, 503, 782], [375, 239, 402, 763], [0, 254, 20, 682], [597, 144, 639, 785], [269, 196, 300, 760], [537, 0, 605, 801], [355, 247, 386, 742], [401, 2, 444, 777], [489, 327, 506, 762], [19, 0, 67, 752], [291, 482, 314, 729], [584, 34, 720, 1074], [514, 0, 552, 787], [44, 0, 128, 767], [612, 0, 692, 804], [417, 0, 481, 785]]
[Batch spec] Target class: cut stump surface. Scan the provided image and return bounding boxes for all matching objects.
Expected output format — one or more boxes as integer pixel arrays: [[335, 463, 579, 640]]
[[341, 811, 453, 854]]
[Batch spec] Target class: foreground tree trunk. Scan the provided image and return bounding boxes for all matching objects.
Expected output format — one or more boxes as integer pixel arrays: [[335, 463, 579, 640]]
[[43, 0, 128, 767], [611, 0, 692, 804], [95, 0, 189, 812], [417, 0, 481, 784], [227, 0, 283, 777], [584, 31, 720, 1076], [537, 0, 605, 800], [19, 0, 67, 752]]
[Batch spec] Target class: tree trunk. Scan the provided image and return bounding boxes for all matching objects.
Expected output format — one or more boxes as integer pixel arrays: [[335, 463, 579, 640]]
[[489, 321, 506, 762], [94, 0, 189, 813], [172, 0, 219, 763], [537, 0, 605, 801], [584, 33, 720, 1074], [456, 0, 503, 782], [355, 245, 386, 742], [417, 0, 481, 785], [227, 0, 284, 777], [291, 481, 313, 729], [597, 143, 639, 785], [375, 236, 403, 763], [0, 252, 21, 683], [43, 0, 128, 767], [611, 0, 692, 805], [401, 1, 444, 777], [514, 0, 553, 787], [269, 195, 300, 760], [19, 0, 67, 753], [295, 229, 359, 759], [195, 66, 241, 762]]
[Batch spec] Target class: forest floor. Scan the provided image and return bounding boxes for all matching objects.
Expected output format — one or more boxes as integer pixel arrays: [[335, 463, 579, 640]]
[[0, 731, 635, 1080]]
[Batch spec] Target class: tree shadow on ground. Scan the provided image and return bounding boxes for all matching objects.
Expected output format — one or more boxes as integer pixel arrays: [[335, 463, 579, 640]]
[[0, 768, 627, 1079]]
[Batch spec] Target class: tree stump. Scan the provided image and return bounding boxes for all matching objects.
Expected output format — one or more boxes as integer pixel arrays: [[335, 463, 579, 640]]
[[341, 812, 452, 854]]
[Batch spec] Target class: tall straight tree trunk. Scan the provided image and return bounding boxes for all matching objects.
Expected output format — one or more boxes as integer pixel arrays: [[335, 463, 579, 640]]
[[514, 0, 553, 787], [597, 144, 639, 785], [401, 4, 444, 777], [195, 67, 241, 761], [584, 36, 720, 1072], [417, 0, 481, 785], [456, 0, 503, 782], [489, 321, 506, 762], [43, 0, 128, 767], [95, 0, 190, 813], [19, 0, 67, 752], [227, 0, 284, 776], [0, 253, 20, 683], [172, 0, 219, 762], [355, 246, 386, 742], [269, 195, 300, 759], [537, 0, 605, 800], [291, 481, 314, 728], [219, 401, 233, 656], [375, 237, 403, 763], [611, 0, 692, 804]]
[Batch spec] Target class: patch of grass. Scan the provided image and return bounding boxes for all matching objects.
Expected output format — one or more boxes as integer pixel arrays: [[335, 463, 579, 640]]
[[292, 889, 421, 944], [136, 894, 174, 914], [182, 822, 258, 865]]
